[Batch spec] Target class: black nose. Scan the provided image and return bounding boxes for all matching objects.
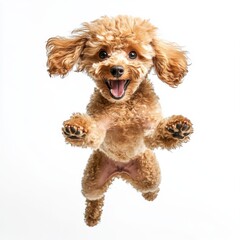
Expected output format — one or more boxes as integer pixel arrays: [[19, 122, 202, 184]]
[[110, 65, 124, 78]]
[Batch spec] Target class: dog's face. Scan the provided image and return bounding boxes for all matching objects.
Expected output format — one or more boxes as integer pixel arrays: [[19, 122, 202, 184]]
[[46, 16, 188, 103], [77, 17, 156, 102]]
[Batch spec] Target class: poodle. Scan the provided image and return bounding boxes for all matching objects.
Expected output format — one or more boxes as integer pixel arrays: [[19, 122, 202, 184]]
[[46, 15, 193, 226]]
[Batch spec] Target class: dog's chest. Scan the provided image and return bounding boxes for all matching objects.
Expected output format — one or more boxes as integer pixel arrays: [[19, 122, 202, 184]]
[[87, 83, 162, 131], [104, 103, 160, 138]]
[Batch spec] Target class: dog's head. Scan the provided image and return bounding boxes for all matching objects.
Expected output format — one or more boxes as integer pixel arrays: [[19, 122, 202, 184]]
[[46, 16, 188, 102]]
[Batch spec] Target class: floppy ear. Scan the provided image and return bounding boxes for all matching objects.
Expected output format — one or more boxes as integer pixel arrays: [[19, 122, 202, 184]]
[[151, 38, 188, 87], [46, 35, 86, 77]]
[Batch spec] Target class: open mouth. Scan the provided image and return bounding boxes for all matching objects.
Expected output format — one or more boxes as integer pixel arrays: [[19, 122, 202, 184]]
[[105, 79, 130, 100]]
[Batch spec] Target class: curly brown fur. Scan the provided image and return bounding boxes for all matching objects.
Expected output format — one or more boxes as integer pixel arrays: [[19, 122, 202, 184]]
[[144, 115, 193, 150], [46, 15, 193, 226], [85, 197, 104, 227]]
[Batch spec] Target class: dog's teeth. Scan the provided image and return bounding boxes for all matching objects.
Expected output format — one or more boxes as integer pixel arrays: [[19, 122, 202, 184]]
[[105, 80, 111, 87]]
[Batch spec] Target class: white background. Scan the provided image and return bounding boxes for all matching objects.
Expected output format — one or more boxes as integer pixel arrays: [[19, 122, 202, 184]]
[[0, 0, 240, 239]]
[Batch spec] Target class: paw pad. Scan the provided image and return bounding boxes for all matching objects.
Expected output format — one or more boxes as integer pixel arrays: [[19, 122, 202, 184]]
[[62, 124, 87, 139], [166, 120, 192, 139]]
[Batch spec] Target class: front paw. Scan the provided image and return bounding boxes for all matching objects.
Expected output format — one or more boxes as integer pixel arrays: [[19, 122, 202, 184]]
[[166, 116, 193, 140], [62, 113, 106, 149], [62, 124, 87, 140], [62, 113, 91, 146]]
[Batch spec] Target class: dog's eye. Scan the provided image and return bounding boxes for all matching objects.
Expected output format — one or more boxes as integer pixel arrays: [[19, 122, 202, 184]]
[[99, 50, 108, 60], [129, 51, 137, 59]]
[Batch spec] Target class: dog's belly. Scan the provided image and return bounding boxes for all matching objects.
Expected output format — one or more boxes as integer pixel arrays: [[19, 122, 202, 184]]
[[99, 126, 146, 162]]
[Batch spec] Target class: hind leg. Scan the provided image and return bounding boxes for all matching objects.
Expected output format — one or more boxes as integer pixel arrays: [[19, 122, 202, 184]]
[[122, 149, 161, 201], [84, 197, 105, 227], [82, 150, 117, 226]]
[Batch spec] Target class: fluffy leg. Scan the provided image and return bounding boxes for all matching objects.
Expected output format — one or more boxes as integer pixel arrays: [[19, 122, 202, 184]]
[[82, 150, 161, 225], [142, 188, 160, 201], [85, 197, 105, 227], [145, 115, 193, 150], [121, 149, 161, 201], [82, 150, 116, 226], [62, 113, 106, 149]]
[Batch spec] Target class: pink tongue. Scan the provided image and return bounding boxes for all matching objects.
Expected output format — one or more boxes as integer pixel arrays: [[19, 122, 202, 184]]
[[110, 80, 125, 98]]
